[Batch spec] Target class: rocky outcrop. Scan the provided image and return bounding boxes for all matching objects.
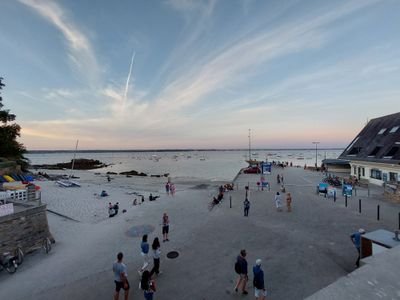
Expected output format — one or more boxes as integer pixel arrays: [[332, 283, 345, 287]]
[[32, 159, 107, 170]]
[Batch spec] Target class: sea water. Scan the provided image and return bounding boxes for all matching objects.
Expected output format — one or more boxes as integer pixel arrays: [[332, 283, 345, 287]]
[[26, 149, 343, 182]]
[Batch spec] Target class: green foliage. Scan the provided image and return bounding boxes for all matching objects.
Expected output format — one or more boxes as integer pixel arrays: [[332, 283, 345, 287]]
[[0, 77, 28, 170]]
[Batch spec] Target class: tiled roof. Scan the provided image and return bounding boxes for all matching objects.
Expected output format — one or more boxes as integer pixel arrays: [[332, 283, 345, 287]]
[[339, 112, 400, 165]]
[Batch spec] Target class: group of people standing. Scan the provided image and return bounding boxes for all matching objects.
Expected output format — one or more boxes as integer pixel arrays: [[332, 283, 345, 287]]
[[165, 181, 176, 195], [242, 191, 292, 216], [234, 249, 267, 300], [113, 212, 170, 300], [273, 191, 292, 212]]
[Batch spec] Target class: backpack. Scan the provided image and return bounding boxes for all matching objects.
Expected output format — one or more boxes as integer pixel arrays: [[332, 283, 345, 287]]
[[234, 261, 241, 274]]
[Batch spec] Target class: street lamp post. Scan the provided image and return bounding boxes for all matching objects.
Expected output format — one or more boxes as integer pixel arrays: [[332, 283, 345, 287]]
[[312, 141, 320, 169]]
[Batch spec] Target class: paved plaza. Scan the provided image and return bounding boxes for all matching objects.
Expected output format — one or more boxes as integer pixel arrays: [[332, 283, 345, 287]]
[[1, 166, 399, 299]]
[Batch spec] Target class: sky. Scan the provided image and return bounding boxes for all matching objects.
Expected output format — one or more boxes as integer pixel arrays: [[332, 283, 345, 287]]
[[0, 0, 399, 150]]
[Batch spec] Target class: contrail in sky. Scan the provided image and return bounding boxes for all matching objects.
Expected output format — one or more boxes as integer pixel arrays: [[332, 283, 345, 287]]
[[124, 50, 136, 102]]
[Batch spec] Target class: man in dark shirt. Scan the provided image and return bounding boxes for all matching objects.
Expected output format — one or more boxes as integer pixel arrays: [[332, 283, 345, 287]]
[[234, 249, 249, 295]]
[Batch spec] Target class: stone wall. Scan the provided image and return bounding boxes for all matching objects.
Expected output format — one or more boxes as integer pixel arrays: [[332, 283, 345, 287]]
[[0, 204, 53, 254]]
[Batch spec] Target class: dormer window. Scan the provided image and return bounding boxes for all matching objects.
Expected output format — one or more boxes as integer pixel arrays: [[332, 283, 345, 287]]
[[389, 126, 399, 133], [368, 146, 381, 157], [383, 146, 399, 159], [378, 128, 386, 135]]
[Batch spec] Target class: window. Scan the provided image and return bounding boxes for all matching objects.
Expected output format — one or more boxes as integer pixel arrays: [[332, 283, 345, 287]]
[[368, 146, 381, 157], [378, 128, 386, 135], [346, 137, 359, 151], [370, 169, 382, 180], [353, 166, 357, 175], [362, 168, 365, 177], [384, 147, 399, 158], [348, 147, 362, 155], [389, 172, 398, 183], [389, 126, 399, 133]]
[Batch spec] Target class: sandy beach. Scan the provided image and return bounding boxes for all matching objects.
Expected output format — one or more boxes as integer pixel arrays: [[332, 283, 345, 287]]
[[0, 166, 399, 300]]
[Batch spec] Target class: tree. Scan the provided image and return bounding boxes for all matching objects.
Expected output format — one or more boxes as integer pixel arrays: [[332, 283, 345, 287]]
[[0, 77, 28, 170]]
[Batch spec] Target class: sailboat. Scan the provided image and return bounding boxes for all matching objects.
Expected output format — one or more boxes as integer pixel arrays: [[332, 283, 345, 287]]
[[56, 140, 81, 187], [245, 129, 263, 166]]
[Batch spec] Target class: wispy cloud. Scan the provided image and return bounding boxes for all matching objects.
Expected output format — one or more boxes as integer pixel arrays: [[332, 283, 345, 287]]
[[154, 0, 380, 115], [18, 0, 100, 85]]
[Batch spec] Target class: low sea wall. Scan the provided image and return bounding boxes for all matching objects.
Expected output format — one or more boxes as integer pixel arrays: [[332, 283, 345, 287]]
[[0, 204, 53, 254]]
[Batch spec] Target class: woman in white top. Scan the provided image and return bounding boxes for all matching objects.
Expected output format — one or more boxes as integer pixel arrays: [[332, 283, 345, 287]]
[[274, 192, 282, 211]]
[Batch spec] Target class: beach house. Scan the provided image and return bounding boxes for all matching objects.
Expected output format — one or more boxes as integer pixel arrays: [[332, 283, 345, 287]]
[[339, 112, 400, 186]]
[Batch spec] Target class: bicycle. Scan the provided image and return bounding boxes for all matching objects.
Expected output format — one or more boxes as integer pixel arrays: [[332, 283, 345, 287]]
[[42, 237, 52, 254], [0, 251, 19, 274]]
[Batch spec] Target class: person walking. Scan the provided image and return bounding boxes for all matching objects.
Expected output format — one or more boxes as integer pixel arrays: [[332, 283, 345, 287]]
[[162, 212, 169, 242], [140, 270, 156, 300], [139, 234, 150, 274], [149, 237, 161, 277], [286, 192, 292, 212], [350, 228, 366, 267], [113, 252, 130, 300], [234, 249, 249, 295], [253, 259, 267, 300], [281, 174, 284, 184], [276, 174, 280, 184], [274, 192, 282, 212], [243, 198, 250, 217], [165, 182, 170, 195]]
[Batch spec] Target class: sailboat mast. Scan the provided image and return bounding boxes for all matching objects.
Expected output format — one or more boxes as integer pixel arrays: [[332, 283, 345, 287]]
[[248, 129, 251, 162], [70, 140, 79, 178]]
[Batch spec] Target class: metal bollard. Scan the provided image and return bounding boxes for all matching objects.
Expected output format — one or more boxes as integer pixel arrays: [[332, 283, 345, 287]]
[[398, 212, 400, 230], [359, 199, 361, 213], [368, 187, 370, 197], [230, 195, 232, 208], [334, 191, 336, 202], [354, 187, 357, 196], [345, 194, 348, 207], [377, 205, 380, 221]]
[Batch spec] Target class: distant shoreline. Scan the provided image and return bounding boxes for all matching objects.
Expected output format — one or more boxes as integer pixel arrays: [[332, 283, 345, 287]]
[[27, 148, 344, 154]]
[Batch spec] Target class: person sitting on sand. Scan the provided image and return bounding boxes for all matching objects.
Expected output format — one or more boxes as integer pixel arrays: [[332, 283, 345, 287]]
[[113, 202, 119, 215], [109, 202, 116, 218], [149, 194, 160, 201], [101, 190, 109, 197]]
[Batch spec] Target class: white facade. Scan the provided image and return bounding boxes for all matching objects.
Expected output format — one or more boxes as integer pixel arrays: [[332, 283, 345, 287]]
[[350, 160, 400, 186]]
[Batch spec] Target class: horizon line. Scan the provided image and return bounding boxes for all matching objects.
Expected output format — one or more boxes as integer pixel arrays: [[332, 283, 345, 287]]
[[27, 147, 345, 153]]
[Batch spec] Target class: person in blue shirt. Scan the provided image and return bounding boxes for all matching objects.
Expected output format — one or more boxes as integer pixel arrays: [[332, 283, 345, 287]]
[[243, 198, 250, 217], [253, 259, 267, 300], [350, 228, 366, 267], [139, 234, 150, 274]]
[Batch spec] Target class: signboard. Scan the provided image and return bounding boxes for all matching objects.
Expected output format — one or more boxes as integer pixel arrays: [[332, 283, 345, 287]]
[[342, 184, 353, 196], [261, 162, 272, 174], [0, 203, 14, 217]]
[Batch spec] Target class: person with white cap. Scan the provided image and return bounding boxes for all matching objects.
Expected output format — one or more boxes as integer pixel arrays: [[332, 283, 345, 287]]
[[350, 228, 366, 268], [253, 259, 267, 300]]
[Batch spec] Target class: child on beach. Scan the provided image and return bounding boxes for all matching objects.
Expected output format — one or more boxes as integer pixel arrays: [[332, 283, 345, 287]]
[[286, 193, 292, 212], [162, 213, 169, 242]]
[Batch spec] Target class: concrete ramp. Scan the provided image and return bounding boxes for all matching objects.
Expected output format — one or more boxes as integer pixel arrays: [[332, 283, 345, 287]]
[[306, 246, 400, 299]]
